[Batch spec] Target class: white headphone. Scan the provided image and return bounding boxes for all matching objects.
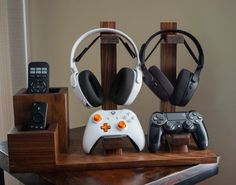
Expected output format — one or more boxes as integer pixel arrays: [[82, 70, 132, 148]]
[[70, 28, 142, 108]]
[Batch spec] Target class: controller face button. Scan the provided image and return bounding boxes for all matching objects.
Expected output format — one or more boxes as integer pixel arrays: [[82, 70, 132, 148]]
[[93, 114, 102, 123], [100, 123, 111, 132], [118, 121, 126, 129], [197, 115, 202, 120], [153, 116, 157, 121]]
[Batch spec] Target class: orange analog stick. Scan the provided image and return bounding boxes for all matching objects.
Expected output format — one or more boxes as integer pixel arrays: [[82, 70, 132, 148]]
[[93, 114, 102, 122], [118, 121, 126, 129]]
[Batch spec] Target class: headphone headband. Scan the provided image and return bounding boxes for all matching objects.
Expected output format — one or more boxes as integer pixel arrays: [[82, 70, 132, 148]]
[[70, 28, 141, 74], [140, 29, 204, 77]]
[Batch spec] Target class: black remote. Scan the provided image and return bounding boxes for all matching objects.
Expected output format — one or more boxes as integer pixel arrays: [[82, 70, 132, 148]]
[[28, 62, 49, 93], [27, 102, 48, 130]]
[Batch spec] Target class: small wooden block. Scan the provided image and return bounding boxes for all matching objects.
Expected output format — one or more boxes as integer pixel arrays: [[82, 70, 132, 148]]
[[102, 137, 123, 155], [166, 134, 191, 153], [7, 124, 59, 172], [13, 88, 69, 153], [100, 33, 119, 44], [162, 34, 185, 44]]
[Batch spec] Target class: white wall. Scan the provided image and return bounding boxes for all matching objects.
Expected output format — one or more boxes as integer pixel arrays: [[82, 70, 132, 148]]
[[0, 0, 26, 184], [28, 0, 236, 184]]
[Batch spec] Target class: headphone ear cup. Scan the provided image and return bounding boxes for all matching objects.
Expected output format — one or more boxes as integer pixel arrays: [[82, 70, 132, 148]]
[[78, 70, 103, 107], [148, 66, 174, 101], [170, 69, 192, 106], [110, 68, 135, 105]]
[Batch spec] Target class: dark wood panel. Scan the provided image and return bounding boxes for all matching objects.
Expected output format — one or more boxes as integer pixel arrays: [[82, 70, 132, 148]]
[[160, 22, 177, 112], [52, 127, 218, 171], [0, 127, 219, 185], [7, 124, 58, 172], [162, 34, 185, 44], [13, 87, 69, 153], [100, 21, 117, 110]]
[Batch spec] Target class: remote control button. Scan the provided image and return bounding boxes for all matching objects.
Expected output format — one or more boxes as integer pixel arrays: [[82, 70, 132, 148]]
[[118, 121, 126, 129], [100, 123, 111, 132], [111, 111, 116, 115], [93, 114, 102, 123]]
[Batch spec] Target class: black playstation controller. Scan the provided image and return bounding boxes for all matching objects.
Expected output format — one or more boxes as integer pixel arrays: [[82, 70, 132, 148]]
[[148, 111, 209, 152]]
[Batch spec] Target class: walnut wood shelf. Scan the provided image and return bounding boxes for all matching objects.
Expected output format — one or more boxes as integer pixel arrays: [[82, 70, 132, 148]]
[[0, 128, 219, 185], [52, 126, 218, 172]]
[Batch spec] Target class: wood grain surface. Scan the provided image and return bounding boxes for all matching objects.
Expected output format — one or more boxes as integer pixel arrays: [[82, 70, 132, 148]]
[[13, 87, 69, 153]]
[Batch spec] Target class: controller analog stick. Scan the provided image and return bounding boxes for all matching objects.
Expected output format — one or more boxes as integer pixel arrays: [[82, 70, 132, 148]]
[[118, 121, 126, 129], [183, 120, 195, 131], [164, 121, 176, 132], [93, 114, 102, 123]]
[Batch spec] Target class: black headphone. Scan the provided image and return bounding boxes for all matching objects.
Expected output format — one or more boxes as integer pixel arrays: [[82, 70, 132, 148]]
[[139, 29, 204, 106]]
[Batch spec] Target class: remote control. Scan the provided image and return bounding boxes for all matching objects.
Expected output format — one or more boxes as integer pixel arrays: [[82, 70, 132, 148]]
[[148, 111, 209, 152], [27, 102, 48, 130], [28, 62, 49, 93]]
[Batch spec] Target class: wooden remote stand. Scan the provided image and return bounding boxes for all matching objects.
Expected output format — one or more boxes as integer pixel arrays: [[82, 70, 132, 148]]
[[100, 21, 123, 155], [160, 22, 190, 153]]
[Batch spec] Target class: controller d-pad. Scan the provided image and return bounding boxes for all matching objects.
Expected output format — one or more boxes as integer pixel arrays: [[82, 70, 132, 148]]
[[100, 123, 111, 132], [152, 114, 166, 125]]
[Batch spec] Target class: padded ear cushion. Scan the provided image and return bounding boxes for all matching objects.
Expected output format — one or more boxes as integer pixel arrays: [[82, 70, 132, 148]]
[[110, 68, 135, 105], [170, 69, 192, 106], [78, 70, 103, 107], [148, 66, 174, 101]]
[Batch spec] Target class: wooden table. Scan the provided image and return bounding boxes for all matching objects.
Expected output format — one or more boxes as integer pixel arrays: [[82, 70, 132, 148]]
[[0, 127, 219, 185]]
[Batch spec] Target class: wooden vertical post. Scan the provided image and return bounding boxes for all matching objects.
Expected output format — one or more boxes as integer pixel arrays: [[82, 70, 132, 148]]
[[100, 21, 122, 155], [160, 22, 177, 112], [160, 22, 190, 153], [100, 21, 118, 110]]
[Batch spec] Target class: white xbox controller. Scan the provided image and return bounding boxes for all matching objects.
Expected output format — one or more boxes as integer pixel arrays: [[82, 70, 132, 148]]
[[83, 109, 145, 154]]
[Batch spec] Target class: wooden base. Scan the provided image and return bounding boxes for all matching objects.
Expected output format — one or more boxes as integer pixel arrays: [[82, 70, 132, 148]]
[[54, 127, 217, 171], [102, 137, 123, 155], [13, 88, 69, 153], [7, 126, 218, 172], [8, 124, 58, 172], [7, 126, 216, 172], [165, 134, 191, 153]]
